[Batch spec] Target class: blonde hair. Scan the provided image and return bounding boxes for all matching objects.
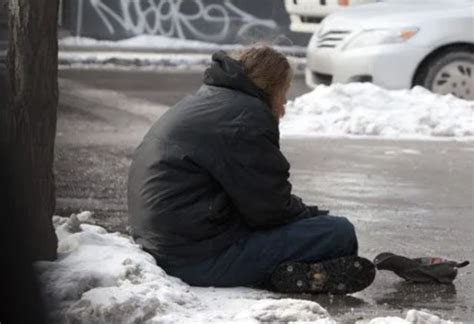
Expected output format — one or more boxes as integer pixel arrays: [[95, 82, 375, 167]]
[[231, 45, 293, 105]]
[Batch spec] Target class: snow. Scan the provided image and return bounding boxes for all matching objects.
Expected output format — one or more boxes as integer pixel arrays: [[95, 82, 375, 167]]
[[36, 212, 333, 323], [384, 149, 421, 156], [280, 83, 474, 140], [58, 35, 306, 72], [36, 212, 458, 323], [59, 35, 306, 56], [58, 52, 213, 72], [60, 35, 230, 51], [58, 50, 306, 73], [365, 310, 454, 324]]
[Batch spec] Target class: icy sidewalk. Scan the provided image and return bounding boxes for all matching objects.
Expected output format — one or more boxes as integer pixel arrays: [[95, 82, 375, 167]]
[[35, 212, 456, 323]]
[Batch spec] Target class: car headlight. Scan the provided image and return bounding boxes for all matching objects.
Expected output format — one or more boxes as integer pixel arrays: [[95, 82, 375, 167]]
[[344, 27, 419, 50]]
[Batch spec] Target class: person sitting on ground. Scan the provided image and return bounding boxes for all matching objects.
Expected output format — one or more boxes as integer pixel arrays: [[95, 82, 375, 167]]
[[127, 46, 375, 294]]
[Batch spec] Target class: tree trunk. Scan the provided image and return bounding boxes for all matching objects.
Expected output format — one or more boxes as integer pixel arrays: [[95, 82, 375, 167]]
[[3, 0, 59, 261]]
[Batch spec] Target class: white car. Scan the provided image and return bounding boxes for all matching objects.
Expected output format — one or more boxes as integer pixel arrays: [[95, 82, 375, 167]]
[[285, 0, 379, 33], [306, 0, 474, 100]]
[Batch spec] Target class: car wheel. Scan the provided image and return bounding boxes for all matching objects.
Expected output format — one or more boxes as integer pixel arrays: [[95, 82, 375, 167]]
[[414, 48, 474, 100]]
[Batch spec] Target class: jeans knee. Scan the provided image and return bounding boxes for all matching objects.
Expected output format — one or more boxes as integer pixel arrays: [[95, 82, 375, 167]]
[[333, 217, 358, 255]]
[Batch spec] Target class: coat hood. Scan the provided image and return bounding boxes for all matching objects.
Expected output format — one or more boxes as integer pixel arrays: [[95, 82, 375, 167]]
[[203, 51, 266, 102]]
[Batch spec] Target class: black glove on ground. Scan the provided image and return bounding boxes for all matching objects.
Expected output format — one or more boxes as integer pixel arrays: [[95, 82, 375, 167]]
[[374, 252, 469, 284]]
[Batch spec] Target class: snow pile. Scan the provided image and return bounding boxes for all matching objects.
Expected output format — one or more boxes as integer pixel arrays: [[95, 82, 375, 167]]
[[281, 83, 474, 139], [367, 310, 454, 324], [59, 35, 306, 55], [60, 35, 228, 51], [36, 212, 195, 323], [58, 36, 306, 72], [35, 212, 333, 323], [58, 50, 305, 73], [58, 52, 213, 72]]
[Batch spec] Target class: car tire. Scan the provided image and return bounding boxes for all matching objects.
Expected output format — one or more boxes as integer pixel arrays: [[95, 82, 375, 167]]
[[414, 47, 474, 100]]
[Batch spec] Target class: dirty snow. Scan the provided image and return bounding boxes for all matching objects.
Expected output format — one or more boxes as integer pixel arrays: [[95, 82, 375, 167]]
[[58, 50, 306, 73], [58, 51, 213, 72], [280, 83, 474, 139], [59, 35, 231, 51], [58, 36, 306, 72], [36, 212, 333, 323], [59, 35, 306, 55], [365, 310, 454, 324]]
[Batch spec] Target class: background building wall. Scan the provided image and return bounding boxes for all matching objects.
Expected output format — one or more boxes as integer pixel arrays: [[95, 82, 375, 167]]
[[62, 0, 310, 46]]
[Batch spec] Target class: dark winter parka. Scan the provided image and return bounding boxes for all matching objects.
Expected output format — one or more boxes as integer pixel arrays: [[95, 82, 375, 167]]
[[127, 51, 324, 268]]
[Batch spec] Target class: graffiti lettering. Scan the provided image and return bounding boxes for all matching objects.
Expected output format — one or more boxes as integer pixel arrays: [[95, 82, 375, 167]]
[[78, 0, 277, 43]]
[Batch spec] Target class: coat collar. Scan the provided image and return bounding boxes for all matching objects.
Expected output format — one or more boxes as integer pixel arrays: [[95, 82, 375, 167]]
[[203, 51, 266, 102]]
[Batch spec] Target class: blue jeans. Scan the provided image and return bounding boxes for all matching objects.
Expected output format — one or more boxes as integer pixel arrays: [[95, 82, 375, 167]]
[[163, 216, 358, 287]]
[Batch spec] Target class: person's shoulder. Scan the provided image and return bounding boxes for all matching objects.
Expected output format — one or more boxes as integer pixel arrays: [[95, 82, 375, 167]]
[[200, 85, 263, 106], [196, 85, 278, 137], [227, 90, 273, 123], [239, 96, 277, 133]]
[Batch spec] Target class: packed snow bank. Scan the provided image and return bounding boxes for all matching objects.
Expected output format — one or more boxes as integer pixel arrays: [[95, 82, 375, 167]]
[[36, 212, 333, 323], [36, 212, 456, 323], [59, 35, 306, 56], [58, 51, 306, 73], [58, 52, 212, 72], [60, 35, 229, 51], [366, 310, 454, 324], [58, 35, 306, 72], [280, 83, 474, 139]]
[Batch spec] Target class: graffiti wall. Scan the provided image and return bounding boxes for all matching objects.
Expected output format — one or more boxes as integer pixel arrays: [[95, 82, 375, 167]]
[[63, 0, 310, 46]]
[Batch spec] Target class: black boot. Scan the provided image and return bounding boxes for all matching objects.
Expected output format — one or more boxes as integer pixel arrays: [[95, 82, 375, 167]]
[[270, 256, 376, 295]]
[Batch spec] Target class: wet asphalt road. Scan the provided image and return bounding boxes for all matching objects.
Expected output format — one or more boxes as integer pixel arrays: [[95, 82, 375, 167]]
[[56, 69, 473, 322]]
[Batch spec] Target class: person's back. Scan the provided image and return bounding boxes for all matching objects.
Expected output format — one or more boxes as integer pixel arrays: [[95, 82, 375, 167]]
[[128, 47, 376, 294], [128, 55, 272, 267]]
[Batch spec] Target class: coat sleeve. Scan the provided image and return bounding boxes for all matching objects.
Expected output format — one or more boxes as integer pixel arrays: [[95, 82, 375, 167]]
[[211, 129, 313, 228]]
